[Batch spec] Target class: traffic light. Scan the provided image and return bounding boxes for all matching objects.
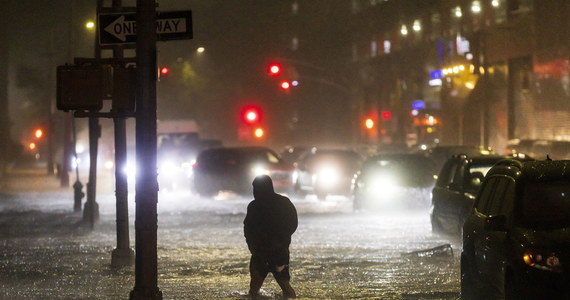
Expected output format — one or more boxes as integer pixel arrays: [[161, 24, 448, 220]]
[[158, 66, 170, 81], [381, 111, 392, 120], [267, 62, 282, 76], [240, 105, 262, 125], [280, 81, 291, 91], [34, 128, 44, 139], [253, 127, 265, 139], [364, 118, 375, 130], [160, 67, 170, 75]]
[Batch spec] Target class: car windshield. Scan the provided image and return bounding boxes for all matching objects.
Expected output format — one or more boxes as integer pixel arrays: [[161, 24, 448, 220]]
[[519, 179, 570, 228], [241, 149, 281, 164]]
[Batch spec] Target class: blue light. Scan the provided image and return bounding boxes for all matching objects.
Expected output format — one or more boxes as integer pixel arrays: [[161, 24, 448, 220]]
[[430, 70, 443, 80], [412, 100, 426, 110]]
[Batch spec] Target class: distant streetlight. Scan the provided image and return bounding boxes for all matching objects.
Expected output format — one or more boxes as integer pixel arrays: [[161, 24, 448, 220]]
[[197, 47, 205, 54], [85, 21, 95, 30]]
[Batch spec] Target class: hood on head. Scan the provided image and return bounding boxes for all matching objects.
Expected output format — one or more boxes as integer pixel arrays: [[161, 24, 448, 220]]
[[253, 175, 274, 198]]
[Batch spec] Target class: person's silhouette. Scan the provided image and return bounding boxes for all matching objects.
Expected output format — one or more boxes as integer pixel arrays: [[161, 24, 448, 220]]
[[244, 175, 298, 298]]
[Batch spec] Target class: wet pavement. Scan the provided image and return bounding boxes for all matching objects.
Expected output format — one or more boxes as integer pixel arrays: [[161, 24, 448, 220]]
[[0, 169, 461, 299]]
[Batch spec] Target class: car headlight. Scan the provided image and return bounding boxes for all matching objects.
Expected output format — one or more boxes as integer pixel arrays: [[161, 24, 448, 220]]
[[522, 250, 563, 273], [159, 161, 179, 177], [367, 174, 399, 194], [124, 163, 136, 180], [251, 165, 270, 177], [104, 160, 114, 170], [316, 166, 341, 187]]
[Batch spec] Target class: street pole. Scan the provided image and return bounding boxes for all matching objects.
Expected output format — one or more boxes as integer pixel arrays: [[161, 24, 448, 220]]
[[110, 0, 134, 268], [83, 0, 103, 228], [130, 0, 162, 298]]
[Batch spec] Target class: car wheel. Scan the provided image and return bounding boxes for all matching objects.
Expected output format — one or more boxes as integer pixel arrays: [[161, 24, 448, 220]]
[[460, 254, 478, 300]]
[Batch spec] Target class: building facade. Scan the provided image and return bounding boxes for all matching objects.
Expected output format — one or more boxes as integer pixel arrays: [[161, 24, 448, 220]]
[[350, 0, 570, 152]]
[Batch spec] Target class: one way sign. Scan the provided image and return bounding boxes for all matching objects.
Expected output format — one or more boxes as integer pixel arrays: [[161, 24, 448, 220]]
[[98, 11, 193, 45]]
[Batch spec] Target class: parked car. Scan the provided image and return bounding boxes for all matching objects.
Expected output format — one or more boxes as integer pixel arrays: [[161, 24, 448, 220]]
[[294, 148, 363, 200], [352, 153, 437, 211], [192, 146, 294, 197], [430, 154, 533, 236], [505, 138, 570, 160], [461, 159, 570, 299], [504, 138, 537, 155], [426, 145, 495, 171]]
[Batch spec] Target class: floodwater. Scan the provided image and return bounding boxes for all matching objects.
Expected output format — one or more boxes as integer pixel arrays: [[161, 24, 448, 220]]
[[0, 183, 461, 299]]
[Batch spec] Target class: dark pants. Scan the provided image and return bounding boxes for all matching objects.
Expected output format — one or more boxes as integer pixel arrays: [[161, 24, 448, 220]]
[[248, 249, 296, 297]]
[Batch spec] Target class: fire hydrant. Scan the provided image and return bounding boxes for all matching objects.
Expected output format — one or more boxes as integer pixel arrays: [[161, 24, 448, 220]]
[[73, 180, 85, 212]]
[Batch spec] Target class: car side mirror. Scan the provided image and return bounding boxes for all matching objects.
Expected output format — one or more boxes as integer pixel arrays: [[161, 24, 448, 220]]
[[484, 215, 507, 232]]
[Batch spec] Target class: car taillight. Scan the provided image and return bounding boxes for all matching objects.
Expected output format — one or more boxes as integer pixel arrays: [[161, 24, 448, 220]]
[[522, 250, 563, 273]]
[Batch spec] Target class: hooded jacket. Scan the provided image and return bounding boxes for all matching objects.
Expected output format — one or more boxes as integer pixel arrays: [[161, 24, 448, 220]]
[[244, 175, 298, 255]]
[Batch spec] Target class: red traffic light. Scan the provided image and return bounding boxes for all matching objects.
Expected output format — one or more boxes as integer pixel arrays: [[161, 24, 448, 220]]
[[160, 67, 170, 75], [381, 111, 392, 120], [240, 105, 262, 125], [267, 63, 282, 76]]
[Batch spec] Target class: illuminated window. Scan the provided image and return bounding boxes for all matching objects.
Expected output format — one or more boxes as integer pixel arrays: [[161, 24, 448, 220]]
[[291, 36, 298, 51], [371, 40, 378, 57], [413, 20, 421, 32], [471, 1, 482, 14], [291, 1, 298, 15], [383, 40, 391, 54], [454, 6, 463, 18], [493, 0, 506, 24], [400, 25, 408, 36]]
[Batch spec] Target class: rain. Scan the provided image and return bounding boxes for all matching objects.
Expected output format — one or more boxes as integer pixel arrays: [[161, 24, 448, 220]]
[[1, 0, 570, 299], [0, 175, 461, 299]]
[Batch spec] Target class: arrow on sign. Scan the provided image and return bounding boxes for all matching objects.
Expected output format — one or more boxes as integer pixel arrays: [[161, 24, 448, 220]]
[[104, 16, 136, 42], [104, 15, 188, 42]]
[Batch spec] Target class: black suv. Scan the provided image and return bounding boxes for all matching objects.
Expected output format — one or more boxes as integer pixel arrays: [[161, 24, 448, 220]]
[[461, 159, 570, 299], [192, 147, 294, 197], [431, 154, 532, 236]]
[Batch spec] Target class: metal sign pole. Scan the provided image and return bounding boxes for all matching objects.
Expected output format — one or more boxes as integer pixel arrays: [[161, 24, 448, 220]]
[[130, 0, 162, 298], [110, 0, 135, 269]]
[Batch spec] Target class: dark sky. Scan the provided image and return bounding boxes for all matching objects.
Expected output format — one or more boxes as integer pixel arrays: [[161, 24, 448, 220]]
[[3, 1, 354, 152]]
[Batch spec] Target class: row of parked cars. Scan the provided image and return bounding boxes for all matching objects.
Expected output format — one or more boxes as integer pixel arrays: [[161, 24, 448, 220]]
[[190, 143, 570, 297], [426, 146, 570, 298]]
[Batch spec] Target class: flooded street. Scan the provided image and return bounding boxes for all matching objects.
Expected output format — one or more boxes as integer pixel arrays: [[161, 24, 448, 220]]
[[0, 183, 461, 299]]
